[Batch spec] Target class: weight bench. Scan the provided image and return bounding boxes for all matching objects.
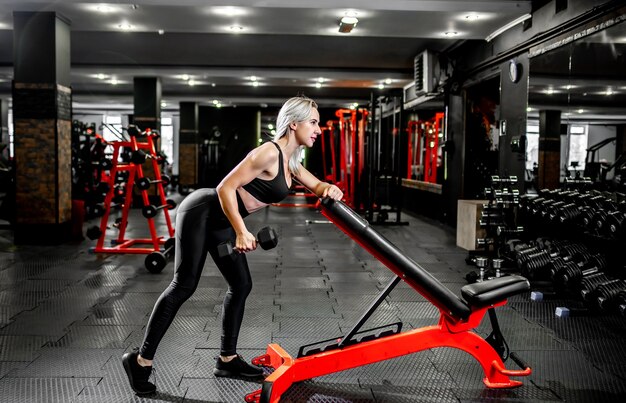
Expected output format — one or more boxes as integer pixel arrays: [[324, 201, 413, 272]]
[[245, 199, 531, 403]]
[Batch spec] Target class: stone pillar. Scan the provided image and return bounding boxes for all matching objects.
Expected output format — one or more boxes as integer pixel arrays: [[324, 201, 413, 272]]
[[538, 110, 561, 190], [178, 102, 198, 189], [12, 12, 72, 244]]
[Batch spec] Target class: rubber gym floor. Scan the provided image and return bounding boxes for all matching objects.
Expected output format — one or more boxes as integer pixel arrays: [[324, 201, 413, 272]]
[[1, 193, 625, 402]]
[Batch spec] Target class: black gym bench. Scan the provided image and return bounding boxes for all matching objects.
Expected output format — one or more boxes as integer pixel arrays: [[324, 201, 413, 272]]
[[245, 199, 531, 403]]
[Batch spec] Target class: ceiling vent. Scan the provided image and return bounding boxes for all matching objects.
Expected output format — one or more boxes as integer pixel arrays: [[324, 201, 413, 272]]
[[414, 50, 437, 95]]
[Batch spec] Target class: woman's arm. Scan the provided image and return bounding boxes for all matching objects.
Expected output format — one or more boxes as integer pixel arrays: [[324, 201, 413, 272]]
[[216, 143, 277, 252], [293, 164, 343, 200]]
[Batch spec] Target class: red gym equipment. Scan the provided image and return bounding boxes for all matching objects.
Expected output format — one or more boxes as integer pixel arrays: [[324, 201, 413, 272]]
[[245, 199, 531, 403], [90, 126, 175, 273], [406, 112, 444, 183]]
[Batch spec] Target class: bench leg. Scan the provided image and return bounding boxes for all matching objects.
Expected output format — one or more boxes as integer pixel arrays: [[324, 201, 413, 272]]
[[245, 311, 531, 402]]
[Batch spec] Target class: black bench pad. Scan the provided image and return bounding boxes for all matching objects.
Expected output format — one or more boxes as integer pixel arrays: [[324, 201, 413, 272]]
[[461, 275, 530, 308]]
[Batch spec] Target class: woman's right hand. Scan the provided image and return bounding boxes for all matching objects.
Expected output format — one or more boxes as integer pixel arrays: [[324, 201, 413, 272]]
[[235, 230, 257, 253]]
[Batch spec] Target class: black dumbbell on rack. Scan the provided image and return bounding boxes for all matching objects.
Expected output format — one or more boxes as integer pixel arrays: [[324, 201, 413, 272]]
[[141, 199, 177, 218], [218, 226, 278, 259], [136, 175, 171, 191], [145, 237, 175, 273]]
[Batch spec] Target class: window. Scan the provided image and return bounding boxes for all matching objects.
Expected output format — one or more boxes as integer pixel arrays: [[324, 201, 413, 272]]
[[567, 125, 587, 171], [160, 116, 174, 172]]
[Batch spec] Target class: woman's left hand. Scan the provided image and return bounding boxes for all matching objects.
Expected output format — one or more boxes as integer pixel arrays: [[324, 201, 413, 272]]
[[322, 184, 343, 200]]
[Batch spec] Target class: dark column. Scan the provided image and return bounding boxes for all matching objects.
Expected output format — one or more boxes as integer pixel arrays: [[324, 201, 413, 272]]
[[133, 77, 161, 133], [615, 125, 626, 156], [178, 102, 199, 189], [0, 99, 7, 147], [133, 77, 161, 200], [12, 12, 72, 244], [499, 55, 529, 192], [538, 110, 561, 189]]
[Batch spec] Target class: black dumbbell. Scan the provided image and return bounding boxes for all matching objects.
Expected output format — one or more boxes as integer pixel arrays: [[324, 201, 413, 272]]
[[141, 199, 177, 218], [145, 237, 175, 274], [100, 158, 113, 170], [136, 175, 171, 190], [218, 226, 278, 259], [92, 201, 124, 217], [86, 225, 103, 240], [131, 150, 162, 164]]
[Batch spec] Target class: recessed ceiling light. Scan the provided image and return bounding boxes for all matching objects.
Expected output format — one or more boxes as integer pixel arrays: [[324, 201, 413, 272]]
[[96, 5, 115, 13], [229, 25, 244, 32], [465, 14, 480, 21], [315, 82, 322, 88], [546, 88, 554, 95], [161, 101, 167, 108], [118, 23, 133, 31], [181, 74, 190, 81], [158, 29, 165, 35], [605, 88, 614, 96], [213, 6, 246, 17], [188, 80, 196, 86], [110, 78, 119, 85], [317, 77, 325, 83], [252, 81, 259, 87], [526, 107, 532, 112], [268, 124, 274, 130], [212, 99, 219, 105], [378, 84, 385, 90], [339, 12, 359, 33], [211, 83, 216, 87], [384, 78, 392, 85], [444, 31, 458, 37], [96, 73, 107, 80], [577, 109, 584, 113], [250, 76, 257, 81]]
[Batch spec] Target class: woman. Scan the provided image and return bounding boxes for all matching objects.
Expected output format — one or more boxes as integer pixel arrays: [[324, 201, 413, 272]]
[[122, 96, 344, 395]]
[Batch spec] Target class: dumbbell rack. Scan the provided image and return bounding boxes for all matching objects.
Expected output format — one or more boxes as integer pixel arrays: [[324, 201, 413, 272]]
[[467, 176, 523, 280], [90, 128, 174, 271]]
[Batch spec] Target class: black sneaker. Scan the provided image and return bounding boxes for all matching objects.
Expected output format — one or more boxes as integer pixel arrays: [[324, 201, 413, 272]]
[[213, 355, 264, 379], [122, 349, 156, 395]]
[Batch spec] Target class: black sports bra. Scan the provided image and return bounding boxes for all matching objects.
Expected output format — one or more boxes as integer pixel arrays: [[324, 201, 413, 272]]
[[242, 142, 291, 204]]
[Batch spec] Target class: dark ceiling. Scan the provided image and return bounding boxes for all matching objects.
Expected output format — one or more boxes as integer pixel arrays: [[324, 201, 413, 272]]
[[0, 1, 534, 112]]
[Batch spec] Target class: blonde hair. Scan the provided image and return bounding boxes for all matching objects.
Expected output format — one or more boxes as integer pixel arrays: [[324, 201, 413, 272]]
[[273, 96, 318, 175]]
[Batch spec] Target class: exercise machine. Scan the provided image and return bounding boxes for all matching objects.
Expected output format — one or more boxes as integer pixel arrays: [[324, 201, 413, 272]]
[[245, 199, 531, 402]]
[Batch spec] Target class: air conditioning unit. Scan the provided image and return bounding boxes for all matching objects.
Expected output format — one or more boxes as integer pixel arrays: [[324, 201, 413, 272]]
[[414, 50, 437, 95]]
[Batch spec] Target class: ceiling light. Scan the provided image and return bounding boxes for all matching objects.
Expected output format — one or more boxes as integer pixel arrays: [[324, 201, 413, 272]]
[[268, 124, 274, 130], [110, 78, 118, 85], [485, 13, 531, 42], [315, 82, 322, 88], [181, 74, 189, 81], [252, 81, 259, 87], [161, 101, 167, 108], [378, 84, 385, 90], [444, 31, 458, 37], [350, 104, 356, 110], [384, 78, 392, 85], [211, 83, 216, 87], [96, 73, 107, 80], [250, 76, 257, 81], [118, 23, 133, 31], [339, 12, 358, 33], [605, 88, 614, 96], [229, 25, 244, 32], [526, 107, 532, 112], [215, 103, 222, 108], [212, 99, 219, 105], [188, 79, 195, 86], [95, 5, 115, 13], [317, 77, 325, 83], [158, 29, 165, 35], [213, 6, 246, 17], [577, 109, 584, 113], [271, 129, 276, 135], [465, 14, 480, 21], [546, 88, 554, 95]]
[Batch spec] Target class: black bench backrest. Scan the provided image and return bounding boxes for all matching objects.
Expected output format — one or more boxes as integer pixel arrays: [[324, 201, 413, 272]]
[[321, 199, 471, 320]]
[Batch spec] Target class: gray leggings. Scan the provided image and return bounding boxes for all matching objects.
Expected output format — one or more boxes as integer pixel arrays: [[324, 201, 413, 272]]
[[139, 188, 252, 359]]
